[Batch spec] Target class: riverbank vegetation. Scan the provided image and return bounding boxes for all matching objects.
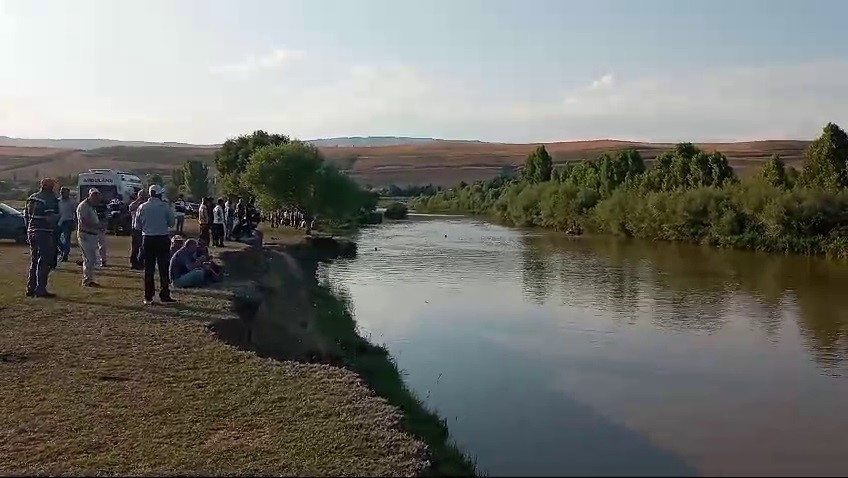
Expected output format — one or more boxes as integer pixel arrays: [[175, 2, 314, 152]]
[[412, 123, 848, 257]]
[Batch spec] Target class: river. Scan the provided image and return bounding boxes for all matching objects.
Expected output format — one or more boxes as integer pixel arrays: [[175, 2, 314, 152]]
[[318, 214, 848, 477]]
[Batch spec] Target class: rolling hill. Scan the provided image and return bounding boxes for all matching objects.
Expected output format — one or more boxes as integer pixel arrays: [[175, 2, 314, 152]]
[[0, 138, 811, 188]]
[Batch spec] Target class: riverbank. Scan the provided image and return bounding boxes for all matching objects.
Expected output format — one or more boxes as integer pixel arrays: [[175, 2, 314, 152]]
[[0, 230, 470, 475], [211, 234, 476, 476]]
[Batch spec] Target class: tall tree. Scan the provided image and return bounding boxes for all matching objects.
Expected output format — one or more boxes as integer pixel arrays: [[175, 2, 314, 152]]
[[800, 122, 848, 190], [523, 145, 553, 183], [214, 130, 290, 195], [183, 160, 210, 199], [759, 154, 788, 188], [171, 168, 186, 190]]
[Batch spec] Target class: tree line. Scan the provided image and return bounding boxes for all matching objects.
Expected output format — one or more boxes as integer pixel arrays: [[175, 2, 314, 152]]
[[411, 122, 848, 258]]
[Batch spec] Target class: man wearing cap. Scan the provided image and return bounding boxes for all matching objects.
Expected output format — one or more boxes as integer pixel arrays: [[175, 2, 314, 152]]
[[24, 178, 60, 297], [136, 184, 176, 304], [76, 188, 103, 287]]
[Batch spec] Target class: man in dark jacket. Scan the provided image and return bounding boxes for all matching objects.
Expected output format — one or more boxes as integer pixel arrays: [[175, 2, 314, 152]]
[[24, 178, 60, 298]]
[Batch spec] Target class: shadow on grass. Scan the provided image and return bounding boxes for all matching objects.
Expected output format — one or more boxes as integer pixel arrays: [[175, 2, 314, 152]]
[[55, 296, 225, 322]]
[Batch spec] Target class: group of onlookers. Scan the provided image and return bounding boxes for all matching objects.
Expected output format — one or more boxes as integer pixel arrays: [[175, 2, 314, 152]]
[[267, 208, 315, 233], [22, 179, 243, 305]]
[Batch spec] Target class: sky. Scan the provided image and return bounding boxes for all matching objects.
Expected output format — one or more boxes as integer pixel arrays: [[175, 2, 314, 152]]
[[2, 0, 848, 144]]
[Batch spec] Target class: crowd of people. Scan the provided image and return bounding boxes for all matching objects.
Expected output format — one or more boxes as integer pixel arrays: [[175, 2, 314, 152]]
[[22, 178, 268, 304], [266, 208, 316, 234]]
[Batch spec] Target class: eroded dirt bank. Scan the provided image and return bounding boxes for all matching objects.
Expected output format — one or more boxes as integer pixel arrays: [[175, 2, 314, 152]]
[[211, 237, 476, 476]]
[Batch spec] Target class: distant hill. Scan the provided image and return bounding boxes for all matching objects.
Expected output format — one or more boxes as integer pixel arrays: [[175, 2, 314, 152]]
[[0, 135, 458, 150], [0, 137, 813, 188], [0, 136, 214, 150]]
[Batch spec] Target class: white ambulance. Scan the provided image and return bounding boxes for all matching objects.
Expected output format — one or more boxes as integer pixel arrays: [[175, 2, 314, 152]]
[[77, 169, 144, 204]]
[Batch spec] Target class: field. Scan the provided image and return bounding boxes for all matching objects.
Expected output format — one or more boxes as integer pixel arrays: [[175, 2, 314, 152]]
[[0, 227, 430, 475], [0, 139, 811, 188]]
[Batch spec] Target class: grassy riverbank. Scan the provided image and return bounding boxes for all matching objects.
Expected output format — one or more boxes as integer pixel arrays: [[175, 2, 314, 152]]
[[0, 230, 442, 475]]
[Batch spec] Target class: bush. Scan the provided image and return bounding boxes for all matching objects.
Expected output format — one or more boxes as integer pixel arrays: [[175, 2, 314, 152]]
[[383, 202, 409, 220]]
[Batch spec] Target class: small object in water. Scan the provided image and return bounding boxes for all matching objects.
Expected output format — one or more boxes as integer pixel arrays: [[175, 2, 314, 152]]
[[374, 247, 377, 251], [444, 234, 448, 238]]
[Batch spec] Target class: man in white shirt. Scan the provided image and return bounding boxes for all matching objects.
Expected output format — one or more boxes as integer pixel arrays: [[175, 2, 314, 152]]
[[212, 198, 225, 247], [136, 185, 176, 304]]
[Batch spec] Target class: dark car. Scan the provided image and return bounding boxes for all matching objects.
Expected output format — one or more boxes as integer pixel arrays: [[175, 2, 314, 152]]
[[0, 203, 27, 244]]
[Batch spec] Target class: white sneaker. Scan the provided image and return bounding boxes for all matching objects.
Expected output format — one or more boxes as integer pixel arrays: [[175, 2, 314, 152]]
[[143, 299, 153, 306]]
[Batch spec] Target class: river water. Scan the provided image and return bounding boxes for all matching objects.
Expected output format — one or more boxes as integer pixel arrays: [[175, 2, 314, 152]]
[[318, 214, 848, 476]]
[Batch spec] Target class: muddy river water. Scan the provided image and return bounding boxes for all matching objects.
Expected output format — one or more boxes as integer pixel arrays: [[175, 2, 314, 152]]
[[319, 214, 848, 476]]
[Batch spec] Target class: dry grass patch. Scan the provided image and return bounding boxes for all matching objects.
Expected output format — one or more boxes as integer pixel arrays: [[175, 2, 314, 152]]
[[0, 234, 427, 476]]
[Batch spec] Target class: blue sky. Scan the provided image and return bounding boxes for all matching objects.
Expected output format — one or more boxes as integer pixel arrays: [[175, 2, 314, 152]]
[[2, 0, 847, 143]]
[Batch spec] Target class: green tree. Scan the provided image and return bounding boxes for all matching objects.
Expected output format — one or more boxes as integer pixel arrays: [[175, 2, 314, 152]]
[[214, 130, 290, 195], [522, 145, 553, 183], [183, 160, 210, 200], [759, 154, 788, 188], [800, 122, 848, 190], [171, 168, 186, 190], [241, 141, 324, 212], [147, 173, 165, 186]]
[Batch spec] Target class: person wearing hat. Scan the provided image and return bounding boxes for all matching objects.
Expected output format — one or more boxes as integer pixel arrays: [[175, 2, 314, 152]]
[[24, 178, 60, 297], [76, 188, 104, 287], [135, 184, 176, 304]]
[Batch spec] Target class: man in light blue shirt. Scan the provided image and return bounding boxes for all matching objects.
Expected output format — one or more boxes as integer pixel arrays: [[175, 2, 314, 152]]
[[136, 185, 175, 304]]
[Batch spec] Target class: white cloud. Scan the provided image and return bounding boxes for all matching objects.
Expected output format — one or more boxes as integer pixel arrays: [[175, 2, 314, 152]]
[[4, 57, 848, 144], [260, 60, 848, 142], [591, 73, 614, 89], [211, 48, 306, 75]]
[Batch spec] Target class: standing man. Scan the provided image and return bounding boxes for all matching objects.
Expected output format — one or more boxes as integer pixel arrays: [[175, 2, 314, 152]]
[[136, 185, 175, 305], [224, 196, 234, 242], [24, 178, 60, 298], [173, 193, 187, 235], [56, 186, 77, 263], [197, 197, 211, 246], [95, 196, 108, 267], [212, 198, 225, 247], [128, 189, 148, 270], [76, 188, 103, 287]]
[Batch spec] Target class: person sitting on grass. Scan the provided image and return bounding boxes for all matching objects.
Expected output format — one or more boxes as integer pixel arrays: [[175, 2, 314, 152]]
[[169, 238, 207, 289], [195, 239, 223, 282]]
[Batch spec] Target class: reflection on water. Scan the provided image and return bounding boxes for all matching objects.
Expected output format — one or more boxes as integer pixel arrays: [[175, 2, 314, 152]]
[[319, 216, 848, 476]]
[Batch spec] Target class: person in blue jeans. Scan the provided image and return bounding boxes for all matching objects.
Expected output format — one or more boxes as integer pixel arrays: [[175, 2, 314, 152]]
[[169, 239, 207, 289], [56, 187, 77, 262]]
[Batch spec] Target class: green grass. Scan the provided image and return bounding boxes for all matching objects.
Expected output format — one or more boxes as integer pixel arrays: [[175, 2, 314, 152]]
[[312, 287, 478, 476], [0, 231, 430, 475]]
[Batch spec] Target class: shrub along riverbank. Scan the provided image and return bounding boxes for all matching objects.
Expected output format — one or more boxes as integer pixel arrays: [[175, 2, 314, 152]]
[[412, 123, 848, 258]]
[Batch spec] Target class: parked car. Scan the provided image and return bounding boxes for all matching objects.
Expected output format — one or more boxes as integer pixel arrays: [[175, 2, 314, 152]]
[[0, 202, 27, 244]]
